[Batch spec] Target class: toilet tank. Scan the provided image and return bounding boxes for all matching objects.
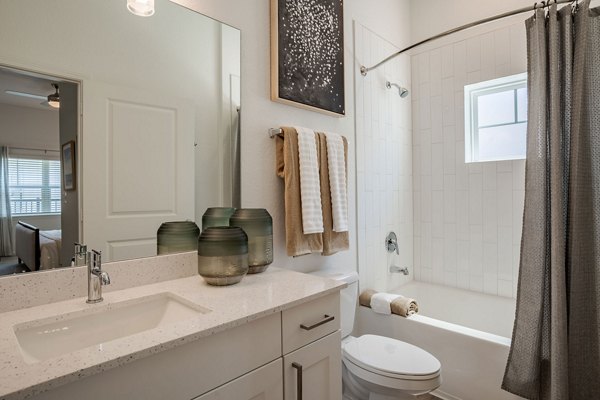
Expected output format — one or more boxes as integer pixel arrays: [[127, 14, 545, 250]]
[[308, 270, 359, 338]]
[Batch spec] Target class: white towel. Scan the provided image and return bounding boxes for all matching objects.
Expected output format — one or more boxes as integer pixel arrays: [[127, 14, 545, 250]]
[[295, 126, 324, 234], [324, 132, 348, 232], [370, 293, 401, 315]]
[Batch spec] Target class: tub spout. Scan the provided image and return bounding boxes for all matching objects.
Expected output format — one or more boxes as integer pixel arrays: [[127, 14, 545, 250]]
[[390, 265, 409, 275]]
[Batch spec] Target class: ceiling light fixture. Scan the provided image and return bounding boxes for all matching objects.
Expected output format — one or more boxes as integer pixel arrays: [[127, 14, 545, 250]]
[[127, 0, 155, 17], [47, 83, 60, 108]]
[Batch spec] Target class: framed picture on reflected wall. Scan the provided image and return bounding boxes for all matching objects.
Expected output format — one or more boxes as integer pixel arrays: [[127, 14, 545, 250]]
[[270, 0, 345, 117], [62, 141, 76, 191]]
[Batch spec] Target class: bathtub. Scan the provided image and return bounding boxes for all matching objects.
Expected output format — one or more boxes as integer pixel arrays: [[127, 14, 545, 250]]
[[354, 281, 524, 400]]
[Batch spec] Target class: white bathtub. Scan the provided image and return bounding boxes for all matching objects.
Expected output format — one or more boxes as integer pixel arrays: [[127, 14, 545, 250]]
[[355, 281, 525, 400]]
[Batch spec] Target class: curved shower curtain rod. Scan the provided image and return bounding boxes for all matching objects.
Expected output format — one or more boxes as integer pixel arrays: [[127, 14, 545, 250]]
[[360, 0, 578, 76]]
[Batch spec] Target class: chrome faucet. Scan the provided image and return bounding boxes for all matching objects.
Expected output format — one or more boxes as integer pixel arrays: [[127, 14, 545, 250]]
[[385, 232, 399, 255], [390, 265, 409, 275], [73, 243, 87, 267], [86, 250, 110, 304]]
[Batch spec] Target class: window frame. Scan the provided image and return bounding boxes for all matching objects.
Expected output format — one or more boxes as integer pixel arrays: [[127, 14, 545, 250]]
[[8, 153, 62, 216], [464, 72, 528, 163]]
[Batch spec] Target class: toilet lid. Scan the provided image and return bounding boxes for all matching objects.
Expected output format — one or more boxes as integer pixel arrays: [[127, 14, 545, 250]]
[[343, 335, 441, 379]]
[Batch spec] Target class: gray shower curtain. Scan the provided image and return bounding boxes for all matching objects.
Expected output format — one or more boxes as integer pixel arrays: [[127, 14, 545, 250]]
[[0, 146, 14, 256], [503, 1, 600, 399]]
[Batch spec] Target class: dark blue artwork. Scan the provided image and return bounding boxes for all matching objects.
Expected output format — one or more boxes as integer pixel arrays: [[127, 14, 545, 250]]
[[274, 0, 345, 116]]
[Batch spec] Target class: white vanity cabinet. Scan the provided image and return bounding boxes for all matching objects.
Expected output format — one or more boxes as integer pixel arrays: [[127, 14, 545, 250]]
[[32, 313, 282, 400], [30, 292, 342, 400], [197, 292, 342, 400]]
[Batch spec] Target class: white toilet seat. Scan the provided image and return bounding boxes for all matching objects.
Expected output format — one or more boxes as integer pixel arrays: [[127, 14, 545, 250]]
[[342, 334, 441, 394]]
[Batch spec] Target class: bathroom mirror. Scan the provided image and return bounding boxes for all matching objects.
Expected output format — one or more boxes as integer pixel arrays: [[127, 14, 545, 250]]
[[0, 0, 241, 275]]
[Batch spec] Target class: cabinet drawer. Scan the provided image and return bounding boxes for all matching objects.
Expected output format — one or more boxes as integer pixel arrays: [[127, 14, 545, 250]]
[[282, 293, 340, 354]]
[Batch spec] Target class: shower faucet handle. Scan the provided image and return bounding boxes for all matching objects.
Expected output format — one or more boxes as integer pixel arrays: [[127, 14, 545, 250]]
[[386, 232, 399, 255]]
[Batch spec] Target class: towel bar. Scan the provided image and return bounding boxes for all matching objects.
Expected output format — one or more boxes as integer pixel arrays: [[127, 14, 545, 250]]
[[269, 128, 283, 138]]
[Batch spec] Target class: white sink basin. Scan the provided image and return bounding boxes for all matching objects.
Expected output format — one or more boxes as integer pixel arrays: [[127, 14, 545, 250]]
[[13, 293, 211, 363]]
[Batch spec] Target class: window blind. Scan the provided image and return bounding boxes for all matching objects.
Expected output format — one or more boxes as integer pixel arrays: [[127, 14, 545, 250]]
[[8, 157, 61, 215]]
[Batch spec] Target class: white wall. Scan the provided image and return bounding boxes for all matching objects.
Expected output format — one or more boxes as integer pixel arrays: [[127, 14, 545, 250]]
[[355, 23, 413, 292], [410, 16, 526, 298], [219, 24, 242, 208], [174, 0, 412, 273], [0, 103, 59, 151], [194, 21, 233, 226]]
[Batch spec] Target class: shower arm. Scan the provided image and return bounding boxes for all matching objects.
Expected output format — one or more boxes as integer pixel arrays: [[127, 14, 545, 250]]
[[360, 0, 576, 76], [386, 81, 401, 91], [386, 81, 409, 98]]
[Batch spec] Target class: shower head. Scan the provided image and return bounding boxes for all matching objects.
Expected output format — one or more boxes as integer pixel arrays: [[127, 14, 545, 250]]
[[386, 81, 409, 98]]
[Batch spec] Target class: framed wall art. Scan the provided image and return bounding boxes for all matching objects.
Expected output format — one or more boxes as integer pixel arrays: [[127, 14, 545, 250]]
[[270, 0, 345, 116], [61, 141, 76, 191]]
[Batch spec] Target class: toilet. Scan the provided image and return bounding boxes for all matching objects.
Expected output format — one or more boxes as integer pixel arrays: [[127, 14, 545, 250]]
[[311, 270, 441, 400]]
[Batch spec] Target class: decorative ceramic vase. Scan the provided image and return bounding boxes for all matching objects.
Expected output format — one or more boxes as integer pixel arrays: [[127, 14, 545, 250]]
[[202, 207, 236, 230], [197, 226, 248, 286], [157, 221, 200, 255], [229, 208, 273, 274]]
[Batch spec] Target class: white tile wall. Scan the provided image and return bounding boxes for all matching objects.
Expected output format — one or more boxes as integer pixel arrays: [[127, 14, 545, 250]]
[[411, 22, 527, 298], [355, 22, 413, 292]]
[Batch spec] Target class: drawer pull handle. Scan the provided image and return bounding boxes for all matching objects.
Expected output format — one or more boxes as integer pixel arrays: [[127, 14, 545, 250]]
[[292, 362, 303, 400], [300, 314, 335, 331]]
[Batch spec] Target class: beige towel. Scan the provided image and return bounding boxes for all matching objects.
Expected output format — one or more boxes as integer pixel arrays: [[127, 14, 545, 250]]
[[359, 289, 377, 307], [317, 132, 349, 255], [391, 296, 419, 317], [358, 289, 419, 317], [276, 127, 323, 256]]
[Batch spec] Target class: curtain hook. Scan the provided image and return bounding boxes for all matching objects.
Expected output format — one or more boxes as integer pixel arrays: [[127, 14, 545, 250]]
[[533, 2, 538, 19]]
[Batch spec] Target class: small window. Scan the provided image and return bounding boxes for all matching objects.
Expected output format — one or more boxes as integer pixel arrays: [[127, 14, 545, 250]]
[[464, 73, 527, 163], [8, 157, 61, 215]]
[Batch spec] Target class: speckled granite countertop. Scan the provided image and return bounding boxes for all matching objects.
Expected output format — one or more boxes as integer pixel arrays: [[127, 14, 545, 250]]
[[0, 267, 345, 400]]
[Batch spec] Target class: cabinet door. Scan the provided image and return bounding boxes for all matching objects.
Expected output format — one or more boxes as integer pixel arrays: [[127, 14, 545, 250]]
[[283, 331, 342, 400], [194, 359, 283, 400]]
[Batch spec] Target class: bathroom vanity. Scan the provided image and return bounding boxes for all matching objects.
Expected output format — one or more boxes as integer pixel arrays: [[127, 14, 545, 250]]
[[0, 258, 344, 400]]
